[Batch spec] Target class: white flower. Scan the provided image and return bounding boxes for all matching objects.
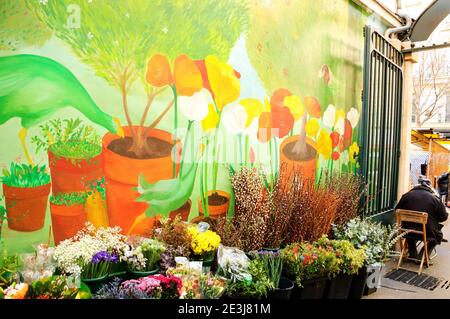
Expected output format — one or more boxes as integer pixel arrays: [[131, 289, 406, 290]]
[[178, 89, 210, 122], [87, 32, 94, 40], [125, 13, 130, 18], [244, 118, 259, 140], [323, 104, 336, 128], [335, 116, 345, 135], [347, 107, 360, 128], [222, 103, 248, 135], [162, 27, 169, 34], [39, 0, 48, 5]]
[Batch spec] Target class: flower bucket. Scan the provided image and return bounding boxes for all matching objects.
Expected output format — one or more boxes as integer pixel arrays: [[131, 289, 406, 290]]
[[324, 273, 353, 299], [291, 277, 327, 299], [127, 267, 160, 280], [348, 266, 368, 299], [102, 126, 178, 235], [169, 200, 191, 221], [81, 273, 109, 295], [50, 202, 87, 245], [198, 190, 230, 217], [48, 151, 103, 194], [3, 183, 50, 232], [279, 135, 317, 180], [268, 277, 294, 300]]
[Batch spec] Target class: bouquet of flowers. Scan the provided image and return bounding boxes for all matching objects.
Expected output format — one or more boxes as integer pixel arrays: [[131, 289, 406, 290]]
[[1, 282, 28, 299], [53, 223, 128, 277], [187, 224, 221, 261], [26, 276, 86, 299], [20, 244, 56, 283], [125, 238, 166, 272], [120, 274, 182, 299], [248, 249, 283, 288]]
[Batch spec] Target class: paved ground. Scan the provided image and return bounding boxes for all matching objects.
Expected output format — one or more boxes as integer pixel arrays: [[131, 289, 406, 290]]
[[365, 216, 450, 299]]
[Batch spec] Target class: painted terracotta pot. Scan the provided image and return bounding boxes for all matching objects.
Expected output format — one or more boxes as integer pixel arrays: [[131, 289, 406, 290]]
[[169, 200, 191, 221], [279, 135, 317, 180], [3, 183, 51, 232], [50, 202, 87, 245], [48, 151, 103, 194], [198, 190, 230, 217], [102, 126, 177, 235]]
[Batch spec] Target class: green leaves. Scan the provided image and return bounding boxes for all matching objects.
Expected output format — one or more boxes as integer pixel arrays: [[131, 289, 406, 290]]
[[1, 162, 50, 188], [50, 192, 87, 206]]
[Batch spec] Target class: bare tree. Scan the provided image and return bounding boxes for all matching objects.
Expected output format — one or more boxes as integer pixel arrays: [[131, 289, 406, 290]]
[[413, 49, 450, 127]]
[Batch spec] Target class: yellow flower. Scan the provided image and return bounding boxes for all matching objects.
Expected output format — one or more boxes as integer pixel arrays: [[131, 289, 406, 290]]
[[349, 142, 359, 163], [205, 55, 240, 110], [335, 108, 346, 125], [239, 98, 264, 127], [305, 118, 319, 138], [188, 226, 221, 256], [202, 103, 220, 132], [283, 95, 304, 121], [317, 129, 332, 160]]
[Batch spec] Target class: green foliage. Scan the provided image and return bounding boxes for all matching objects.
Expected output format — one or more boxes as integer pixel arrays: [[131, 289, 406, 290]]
[[50, 192, 87, 206], [333, 217, 406, 265], [31, 118, 101, 162], [28, 0, 249, 88], [1, 163, 50, 188], [0, 245, 19, 290], [26, 275, 81, 299], [227, 259, 274, 299], [139, 239, 166, 271], [0, 0, 51, 51]]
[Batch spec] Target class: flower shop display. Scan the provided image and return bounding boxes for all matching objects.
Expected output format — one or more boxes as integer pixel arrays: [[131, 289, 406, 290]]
[[187, 222, 221, 267], [49, 192, 88, 245], [0, 246, 19, 291], [1, 282, 28, 299], [1, 162, 51, 232], [125, 238, 166, 279], [32, 118, 104, 195], [333, 217, 405, 297], [20, 244, 55, 283]]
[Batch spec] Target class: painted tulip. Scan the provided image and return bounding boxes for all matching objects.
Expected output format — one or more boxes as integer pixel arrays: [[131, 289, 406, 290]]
[[330, 131, 340, 148], [271, 106, 294, 138], [257, 112, 272, 143], [349, 142, 359, 163], [347, 107, 360, 128], [323, 104, 336, 128], [202, 103, 220, 133], [317, 129, 332, 160], [284, 95, 304, 121], [222, 103, 248, 135], [304, 96, 321, 118], [178, 88, 210, 121], [145, 54, 173, 87], [240, 98, 264, 127], [335, 116, 345, 135], [270, 88, 292, 109], [305, 118, 319, 138], [173, 54, 203, 96]]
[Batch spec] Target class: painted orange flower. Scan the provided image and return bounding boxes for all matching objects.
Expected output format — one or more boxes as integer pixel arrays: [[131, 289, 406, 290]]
[[270, 88, 292, 109], [145, 54, 173, 87], [173, 54, 203, 96], [257, 112, 272, 143], [304, 96, 321, 118], [330, 131, 340, 148], [343, 119, 353, 149], [271, 106, 294, 138]]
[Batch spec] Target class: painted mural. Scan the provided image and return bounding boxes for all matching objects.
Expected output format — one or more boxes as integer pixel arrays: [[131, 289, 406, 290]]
[[0, 0, 368, 253]]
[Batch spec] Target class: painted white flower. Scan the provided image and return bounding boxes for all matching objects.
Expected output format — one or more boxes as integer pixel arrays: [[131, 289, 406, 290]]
[[244, 117, 259, 140], [335, 116, 345, 135], [222, 103, 248, 135], [125, 13, 130, 18], [323, 104, 336, 128], [162, 27, 169, 34], [39, 0, 48, 5], [87, 32, 94, 40], [178, 89, 210, 122], [347, 107, 360, 128]]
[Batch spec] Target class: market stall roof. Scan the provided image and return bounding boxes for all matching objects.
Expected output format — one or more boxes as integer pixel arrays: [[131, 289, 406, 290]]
[[413, 128, 450, 151], [409, 0, 450, 42]]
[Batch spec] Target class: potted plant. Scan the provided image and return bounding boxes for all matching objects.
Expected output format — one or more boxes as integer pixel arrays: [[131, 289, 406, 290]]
[[119, 274, 182, 299], [125, 238, 166, 279], [26, 275, 91, 299], [81, 251, 120, 294], [1, 163, 51, 232], [32, 118, 103, 194], [315, 236, 366, 299], [187, 223, 221, 268], [281, 242, 338, 299], [333, 217, 405, 298], [249, 249, 294, 300], [49, 192, 88, 245]]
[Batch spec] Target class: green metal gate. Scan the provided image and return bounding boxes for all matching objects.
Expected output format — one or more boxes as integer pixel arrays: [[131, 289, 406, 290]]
[[360, 26, 403, 223]]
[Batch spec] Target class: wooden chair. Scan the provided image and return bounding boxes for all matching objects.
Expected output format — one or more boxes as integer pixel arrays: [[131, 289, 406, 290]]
[[396, 209, 430, 275]]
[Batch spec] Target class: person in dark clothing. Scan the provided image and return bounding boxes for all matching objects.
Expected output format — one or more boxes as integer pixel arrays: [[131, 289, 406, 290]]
[[437, 172, 449, 205], [395, 176, 448, 259]]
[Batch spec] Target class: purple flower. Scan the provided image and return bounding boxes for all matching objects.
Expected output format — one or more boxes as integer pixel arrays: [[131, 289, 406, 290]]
[[92, 251, 119, 264]]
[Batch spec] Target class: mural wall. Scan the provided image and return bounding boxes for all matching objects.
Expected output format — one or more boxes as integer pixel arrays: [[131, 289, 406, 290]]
[[0, 0, 369, 253]]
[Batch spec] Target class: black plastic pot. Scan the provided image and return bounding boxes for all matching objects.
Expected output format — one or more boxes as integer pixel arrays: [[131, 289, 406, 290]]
[[324, 274, 353, 299], [291, 277, 327, 299], [348, 267, 368, 299], [268, 277, 294, 299]]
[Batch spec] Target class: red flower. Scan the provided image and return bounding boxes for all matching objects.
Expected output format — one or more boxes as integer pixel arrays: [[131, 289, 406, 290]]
[[332, 151, 340, 161], [271, 106, 294, 138], [343, 119, 352, 149], [330, 132, 340, 148], [270, 88, 292, 109]]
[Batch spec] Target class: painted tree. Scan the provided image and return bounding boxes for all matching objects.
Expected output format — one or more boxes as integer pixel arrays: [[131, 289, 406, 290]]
[[413, 49, 450, 127], [0, 0, 51, 51], [28, 0, 248, 157]]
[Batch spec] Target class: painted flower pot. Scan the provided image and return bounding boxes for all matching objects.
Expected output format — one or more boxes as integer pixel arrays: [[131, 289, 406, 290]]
[[268, 277, 294, 300], [324, 274, 353, 299], [169, 200, 191, 221], [198, 190, 230, 217], [3, 183, 50, 232], [291, 277, 327, 299], [50, 202, 87, 245], [279, 135, 317, 180], [81, 274, 109, 295], [348, 266, 368, 299], [127, 267, 160, 280], [48, 151, 103, 194], [102, 126, 178, 235]]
